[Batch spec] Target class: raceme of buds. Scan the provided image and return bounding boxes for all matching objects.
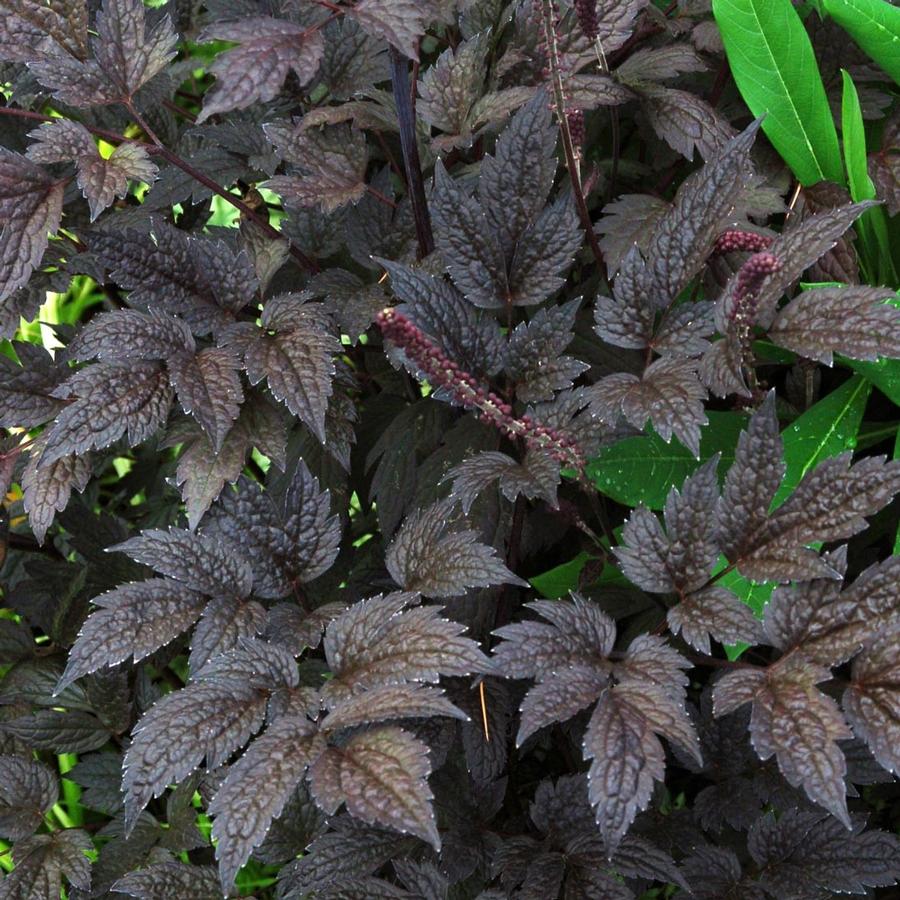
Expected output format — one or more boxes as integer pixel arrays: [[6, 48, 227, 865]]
[[574, 0, 599, 40], [566, 109, 586, 148], [712, 229, 774, 255], [732, 251, 781, 318], [376, 308, 585, 471]]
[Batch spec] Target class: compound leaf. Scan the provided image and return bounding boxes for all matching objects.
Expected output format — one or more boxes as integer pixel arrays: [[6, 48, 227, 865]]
[[385, 498, 526, 597], [307, 726, 439, 847]]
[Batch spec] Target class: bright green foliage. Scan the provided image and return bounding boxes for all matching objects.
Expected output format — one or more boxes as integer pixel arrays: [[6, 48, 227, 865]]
[[713, 0, 843, 185], [824, 0, 900, 84]]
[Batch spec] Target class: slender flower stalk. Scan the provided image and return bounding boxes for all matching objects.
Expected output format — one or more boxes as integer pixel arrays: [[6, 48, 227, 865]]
[[376, 308, 585, 471]]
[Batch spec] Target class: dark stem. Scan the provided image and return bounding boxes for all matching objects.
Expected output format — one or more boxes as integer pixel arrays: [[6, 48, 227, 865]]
[[540, 0, 606, 276], [0, 103, 320, 274], [389, 46, 434, 258]]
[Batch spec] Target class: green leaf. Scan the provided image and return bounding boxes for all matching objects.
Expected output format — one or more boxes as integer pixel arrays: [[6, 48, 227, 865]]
[[840, 70, 896, 284], [823, 0, 900, 85], [529, 553, 590, 598], [712, 0, 844, 185], [529, 552, 626, 598], [586, 411, 749, 509], [773, 373, 872, 506]]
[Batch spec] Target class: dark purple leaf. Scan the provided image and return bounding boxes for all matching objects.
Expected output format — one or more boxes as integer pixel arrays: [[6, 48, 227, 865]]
[[197, 19, 326, 122], [209, 715, 320, 889], [308, 726, 439, 847], [768, 285, 900, 364], [385, 498, 526, 597], [40, 361, 174, 465], [57, 578, 206, 692], [323, 591, 490, 698], [0, 756, 58, 841], [112, 527, 252, 599]]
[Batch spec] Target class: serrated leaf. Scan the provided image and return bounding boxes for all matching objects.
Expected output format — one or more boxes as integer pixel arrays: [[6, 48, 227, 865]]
[[228, 294, 338, 443], [740, 452, 900, 581], [0, 0, 89, 62], [122, 649, 290, 829], [478, 91, 557, 255], [844, 623, 900, 774], [264, 122, 369, 213], [615, 457, 720, 594], [715, 393, 783, 562], [669, 585, 763, 654], [69, 309, 194, 363], [308, 726, 439, 847], [768, 285, 900, 364], [588, 357, 708, 456], [715, 660, 853, 825], [0, 756, 58, 841], [0, 148, 64, 303], [76, 142, 158, 220], [584, 681, 696, 853], [640, 120, 759, 309], [378, 259, 505, 379], [22, 445, 91, 544], [278, 815, 414, 895], [2, 709, 111, 753], [323, 592, 490, 697], [348, 0, 426, 60], [0, 829, 92, 900], [507, 194, 581, 306], [431, 160, 508, 309], [203, 460, 341, 597], [169, 398, 286, 530], [492, 595, 616, 680], [753, 201, 875, 326], [57, 578, 207, 693], [385, 498, 526, 597], [209, 715, 319, 889], [29, 119, 157, 217], [596, 193, 669, 277], [92, 0, 177, 100], [639, 84, 736, 161], [89, 222, 258, 336], [0, 341, 65, 428], [516, 664, 610, 745], [40, 361, 173, 465], [168, 347, 244, 451], [323, 683, 467, 732], [112, 527, 252, 599], [197, 19, 326, 122], [443, 450, 560, 514], [749, 809, 900, 896], [188, 595, 266, 675], [111, 861, 222, 900], [417, 31, 489, 147]]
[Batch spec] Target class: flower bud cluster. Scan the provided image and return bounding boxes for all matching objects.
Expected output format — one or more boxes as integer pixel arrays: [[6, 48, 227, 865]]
[[377, 308, 585, 470], [713, 229, 773, 255], [732, 251, 781, 315], [566, 109, 585, 148], [574, 0, 599, 40]]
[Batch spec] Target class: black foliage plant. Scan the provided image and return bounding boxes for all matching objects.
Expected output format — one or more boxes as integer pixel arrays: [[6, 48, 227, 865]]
[[1, 0, 900, 897]]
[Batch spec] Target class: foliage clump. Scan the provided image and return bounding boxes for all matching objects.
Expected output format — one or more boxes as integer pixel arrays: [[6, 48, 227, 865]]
[[0, 0, 899, 897]]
